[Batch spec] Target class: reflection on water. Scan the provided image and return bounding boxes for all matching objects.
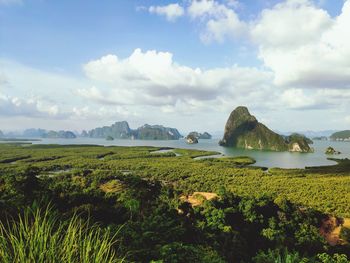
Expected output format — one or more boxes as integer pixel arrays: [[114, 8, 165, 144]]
[[3, 138, 350, 168]]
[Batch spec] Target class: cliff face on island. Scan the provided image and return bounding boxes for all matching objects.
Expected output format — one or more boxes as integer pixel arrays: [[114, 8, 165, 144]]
[[87, 121, 182, 140], [219, 106, 312, 152]]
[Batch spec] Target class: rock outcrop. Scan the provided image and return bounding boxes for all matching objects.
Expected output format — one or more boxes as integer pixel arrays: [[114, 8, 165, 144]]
[[325, 147, 341, 155], [135, 124, 181, 140], [186, 134, 198, 144], [187, 131, 212, 140], [219, 106, 312, 152], [88, 122, 182, 140], [284, 133, 313, 153], [88, 121, 131, 139]]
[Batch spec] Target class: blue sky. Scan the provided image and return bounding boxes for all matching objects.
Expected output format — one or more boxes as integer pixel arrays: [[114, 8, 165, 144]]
[[1, 0, 350, 133], [1, 0, 264, 70]]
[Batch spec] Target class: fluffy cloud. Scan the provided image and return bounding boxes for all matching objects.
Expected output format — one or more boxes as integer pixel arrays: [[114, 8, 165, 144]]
[[149, 3, 184, 21], [80, 48, 273, 109], [152, 0, 350, 93], [0, 93, 65, 118], [252, 0, 350, 88], [188, 0, 247, 42], [251, 0, 333, 48]]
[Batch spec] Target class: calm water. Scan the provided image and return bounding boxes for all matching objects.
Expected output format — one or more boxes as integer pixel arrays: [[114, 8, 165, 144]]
[[3, 137, 349, 169]]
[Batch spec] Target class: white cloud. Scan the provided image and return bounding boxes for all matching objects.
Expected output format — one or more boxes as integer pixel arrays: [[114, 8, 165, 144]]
[[188, 0, 247, 43], [345, 115, 350, 124], [149, 3, 184, 21], [71, 105, 138, 120], [250, 0, 350, 88], [251, 0, 333, 48], [188, 0, 217, 18], [279, 88, 320, 109], [81, 48, 273, 109], [0, 93, 65, 118], [176, 0, 350, 94]]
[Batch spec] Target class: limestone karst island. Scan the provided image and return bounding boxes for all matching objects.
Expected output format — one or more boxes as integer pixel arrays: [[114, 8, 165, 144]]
[[220, 106, 312, 152]]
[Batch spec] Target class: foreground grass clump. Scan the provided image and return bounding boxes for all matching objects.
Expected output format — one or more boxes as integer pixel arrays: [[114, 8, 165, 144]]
[[0, 205, 122, 263]]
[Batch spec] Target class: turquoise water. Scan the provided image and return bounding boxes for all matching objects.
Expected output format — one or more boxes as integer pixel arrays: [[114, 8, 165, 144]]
[[4, 138, 346, 168]]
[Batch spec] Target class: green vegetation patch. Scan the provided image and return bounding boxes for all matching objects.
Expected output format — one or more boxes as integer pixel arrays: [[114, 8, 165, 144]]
[[1, 144, 350, 262]]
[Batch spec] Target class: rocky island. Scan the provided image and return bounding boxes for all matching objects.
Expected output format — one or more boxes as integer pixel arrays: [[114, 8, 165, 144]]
[[219, 106, 312, 152], [187, 131, 212, 140], [325, 147, 341, 155], [87, 121, 182, 140], [186, 134, 198, 144]]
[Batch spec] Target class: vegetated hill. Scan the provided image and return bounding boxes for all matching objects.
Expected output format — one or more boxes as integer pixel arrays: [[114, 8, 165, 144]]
[[219, 106, 312, 152], [88, 121, 132, 139], [42, 130, 76, 139], [135, 124, 181, 140], [284, 130, 337, 138], [330, 130, 350, 141], [187, 131, 212, 139], [87, 121, 182, 140], [284, 133, 314, 146]]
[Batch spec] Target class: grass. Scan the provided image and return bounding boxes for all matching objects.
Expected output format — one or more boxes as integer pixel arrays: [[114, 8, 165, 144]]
[[0, 204, 122, 263]]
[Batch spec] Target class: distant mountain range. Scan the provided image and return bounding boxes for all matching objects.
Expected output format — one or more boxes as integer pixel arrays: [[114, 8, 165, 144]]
[[0, 122, 182, 141], [280, 130, 338, 138], [0, 129, 77, 139]]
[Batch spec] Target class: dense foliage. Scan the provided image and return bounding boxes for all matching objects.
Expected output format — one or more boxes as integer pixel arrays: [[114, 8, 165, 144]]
[[0, 144, 349, 262]]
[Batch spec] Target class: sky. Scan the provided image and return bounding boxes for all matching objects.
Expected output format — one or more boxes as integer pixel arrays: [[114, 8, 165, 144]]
[[1, 0, 350, 134]]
